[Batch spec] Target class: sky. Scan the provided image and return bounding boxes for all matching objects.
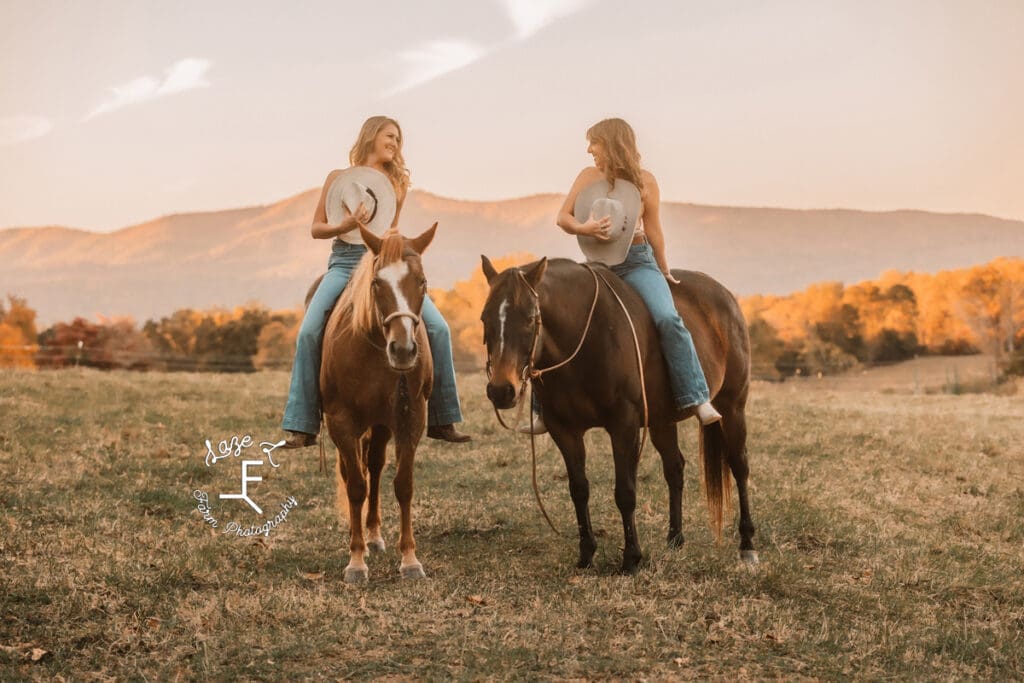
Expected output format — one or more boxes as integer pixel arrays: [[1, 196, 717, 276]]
[[1, 0, 1022, 231]]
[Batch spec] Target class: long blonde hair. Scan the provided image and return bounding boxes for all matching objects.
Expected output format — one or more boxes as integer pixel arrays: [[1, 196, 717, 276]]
[[335, 232, 407, 337], [586, 118, 645, 194], [349, 116, 410, 195]]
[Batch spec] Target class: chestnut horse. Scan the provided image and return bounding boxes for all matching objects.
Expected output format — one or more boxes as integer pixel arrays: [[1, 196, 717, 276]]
[[319, 224, 437, 583], [480, 256, 757, 574]]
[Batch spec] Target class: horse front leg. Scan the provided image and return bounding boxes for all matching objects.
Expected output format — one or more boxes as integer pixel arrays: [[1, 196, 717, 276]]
[[364, 427, 390, 554], [335, 436, 369, 583], [393, 408, 427, 580], [608, 423, 643, 574], [547, 422, 597, 569]]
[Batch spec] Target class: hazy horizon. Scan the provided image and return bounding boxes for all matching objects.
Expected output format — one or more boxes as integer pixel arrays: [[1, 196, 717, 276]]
[[2, 0, 1023, 232], [5, 184, 1024, 235]]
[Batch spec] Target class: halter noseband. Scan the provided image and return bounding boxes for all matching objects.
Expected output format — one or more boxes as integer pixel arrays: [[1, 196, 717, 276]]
[[381, 310, 421, 327]]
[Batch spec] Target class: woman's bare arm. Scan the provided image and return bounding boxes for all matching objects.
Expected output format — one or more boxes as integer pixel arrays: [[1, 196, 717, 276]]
[[310, 170, 368, 239], [556, 167, 612, 239], [640, 172, 678, 282]]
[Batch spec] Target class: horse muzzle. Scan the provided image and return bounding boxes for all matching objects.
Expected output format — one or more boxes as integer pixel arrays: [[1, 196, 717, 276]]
[[486, 380, 519, 410], [382, 311, 421, 372], [387, 340, 419, 372]]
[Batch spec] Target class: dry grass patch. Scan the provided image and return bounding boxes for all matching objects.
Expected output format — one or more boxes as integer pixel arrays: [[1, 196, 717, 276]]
[[1, 368, 1022, 679]]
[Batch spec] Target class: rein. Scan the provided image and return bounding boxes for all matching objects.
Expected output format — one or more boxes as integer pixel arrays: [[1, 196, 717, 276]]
[[490, 263, 651, 535]]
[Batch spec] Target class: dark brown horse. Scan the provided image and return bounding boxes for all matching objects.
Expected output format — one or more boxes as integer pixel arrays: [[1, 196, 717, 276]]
[[480, 256, 757, 573], [320, 224, 437, 583]]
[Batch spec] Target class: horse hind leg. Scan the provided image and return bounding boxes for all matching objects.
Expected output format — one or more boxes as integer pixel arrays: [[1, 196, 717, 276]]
[[721, 407, 758, 564], [649, 422, 685, 547], [364, 426, 390, 555], [334, 446, 349, 527]]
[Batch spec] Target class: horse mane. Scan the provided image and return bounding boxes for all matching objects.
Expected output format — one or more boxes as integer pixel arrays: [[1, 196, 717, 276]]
[[336, 231, 407, 336], [484, 259, 555, 311]]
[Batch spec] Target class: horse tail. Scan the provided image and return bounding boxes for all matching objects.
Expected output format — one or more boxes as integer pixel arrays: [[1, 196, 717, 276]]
[[700, 421, 732, 540]]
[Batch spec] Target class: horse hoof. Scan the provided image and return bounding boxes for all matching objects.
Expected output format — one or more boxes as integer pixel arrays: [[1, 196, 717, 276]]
[[344, 566, 369, 583], [400, 563, 426, 580], [667, 532, 685, 548], [740, 550, 760, 565], [618, 557, 642, 575], [367, 539, 386, 554]]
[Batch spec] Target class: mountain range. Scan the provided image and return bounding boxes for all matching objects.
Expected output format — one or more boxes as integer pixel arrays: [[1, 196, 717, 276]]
[[2, 189, 1021, 325]]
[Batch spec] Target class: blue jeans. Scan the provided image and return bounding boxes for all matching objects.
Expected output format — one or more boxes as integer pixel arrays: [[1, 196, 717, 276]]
[[281, 240, 463, 434], [610, 243, 711, 410]]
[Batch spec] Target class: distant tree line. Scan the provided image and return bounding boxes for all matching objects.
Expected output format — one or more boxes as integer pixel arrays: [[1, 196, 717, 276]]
[[0, 299, 300, 372], [741, 257, 1023, 379], [431, 255, 1024, 381], [1, 256, 1022, 380]]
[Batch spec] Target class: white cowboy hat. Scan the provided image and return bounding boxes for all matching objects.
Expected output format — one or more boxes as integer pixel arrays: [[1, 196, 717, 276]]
[[574, 178, 642, 266], [325, 166, 397, 244]]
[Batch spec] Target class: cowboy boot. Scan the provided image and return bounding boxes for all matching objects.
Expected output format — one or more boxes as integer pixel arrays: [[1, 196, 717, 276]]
[[281, 430, 318, 448], [695, 402, 722, 426], [517, 411, 547, 435], [426, 424, 472, 443]]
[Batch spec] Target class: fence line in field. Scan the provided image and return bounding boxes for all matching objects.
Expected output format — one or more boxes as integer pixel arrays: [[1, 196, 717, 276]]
[[0, 344, 1002, 394]]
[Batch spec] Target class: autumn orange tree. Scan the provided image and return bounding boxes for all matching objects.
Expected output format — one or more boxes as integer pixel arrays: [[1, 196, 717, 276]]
[[143, 304, 298, 371], [0, 295, 39, 369], [739, 257, 1024, 379]]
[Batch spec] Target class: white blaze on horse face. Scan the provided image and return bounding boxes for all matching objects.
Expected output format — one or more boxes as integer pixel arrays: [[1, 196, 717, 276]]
[[377, 261, 415, 339], [498, 298, 510, 356]]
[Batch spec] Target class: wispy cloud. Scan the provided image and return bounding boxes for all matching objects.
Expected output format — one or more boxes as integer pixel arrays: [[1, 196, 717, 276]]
[[0, 116, 53, 146], [86, 58, 212, 119], [384, 41, 487, 97], [500, 0, 592, 40], [384, 0, 594, 97]]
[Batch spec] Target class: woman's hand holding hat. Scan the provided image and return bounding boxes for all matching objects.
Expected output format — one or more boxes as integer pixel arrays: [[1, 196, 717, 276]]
[[337, 202, 371, 233], [579, 215, 612, 241]]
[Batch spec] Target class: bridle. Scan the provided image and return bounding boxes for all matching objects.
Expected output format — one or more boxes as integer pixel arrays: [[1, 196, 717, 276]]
[[486, 263, 650, 535], [486, 265, 601, 431]]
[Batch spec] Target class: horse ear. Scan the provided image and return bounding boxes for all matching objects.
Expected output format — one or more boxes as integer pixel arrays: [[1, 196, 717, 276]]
[[522, 257, 548, 289], [358, 223, 382, 254], [481, 255, 498, 284], [408, 222, 437, 255]]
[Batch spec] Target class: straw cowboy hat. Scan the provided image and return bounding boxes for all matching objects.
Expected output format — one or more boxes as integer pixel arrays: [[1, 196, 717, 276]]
[[574, 177, 642, 266], [325, 166, 397, 244]]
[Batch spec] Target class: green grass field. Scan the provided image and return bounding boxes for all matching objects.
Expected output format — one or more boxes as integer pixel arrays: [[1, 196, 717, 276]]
[[2, 368, 1023, 679]]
